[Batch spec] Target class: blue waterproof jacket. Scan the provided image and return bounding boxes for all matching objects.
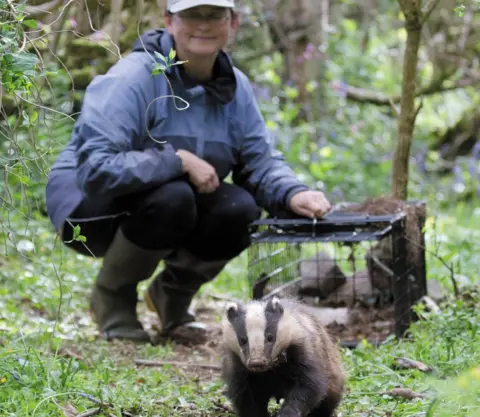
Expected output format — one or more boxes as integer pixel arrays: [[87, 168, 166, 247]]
[[45, 29, 310, 232]]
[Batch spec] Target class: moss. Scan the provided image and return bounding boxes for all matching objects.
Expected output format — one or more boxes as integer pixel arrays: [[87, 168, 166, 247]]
[[70, 38, 112, 58], [70, 67, 97, 89]]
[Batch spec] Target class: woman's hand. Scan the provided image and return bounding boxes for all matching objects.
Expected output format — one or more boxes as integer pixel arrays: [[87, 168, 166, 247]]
[[289, 190, 331, 219], [176, 150, 219, 193]]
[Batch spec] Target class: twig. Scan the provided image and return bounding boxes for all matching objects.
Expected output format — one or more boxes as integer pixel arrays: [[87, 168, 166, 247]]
[[205, 292, 241, 303], [76, 393, 105, 405], [413, 98, 424, 123], [404, 235, 459, 298], [134, 358, 221, 371], [76, 409, 102, 417], [24, 0, 62, 17], [347, 391, 386, 396], [212, 399, 234, 413], [421, 0, 441, 25], [397, 0, 408, 15], [389, 97, 401, 117], [45, 0, 74, 60], [196, 343, 219, 358], [369, 253, 394, 277], [343, 74, 480, 106]]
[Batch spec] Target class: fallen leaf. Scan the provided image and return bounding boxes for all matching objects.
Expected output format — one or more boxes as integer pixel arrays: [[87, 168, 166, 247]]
[[58, 347, 84, 361]]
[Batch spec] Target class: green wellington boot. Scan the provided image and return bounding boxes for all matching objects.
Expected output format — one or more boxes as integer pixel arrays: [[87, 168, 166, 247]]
[[89, 227, 171, 343], [145, 249, 228, 335]]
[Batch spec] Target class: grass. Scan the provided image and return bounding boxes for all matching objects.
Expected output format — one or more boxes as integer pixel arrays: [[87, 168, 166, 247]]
[[0, 200, 479, 417]]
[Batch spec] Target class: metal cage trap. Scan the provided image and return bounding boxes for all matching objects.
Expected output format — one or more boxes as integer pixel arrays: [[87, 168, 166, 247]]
[[247, 207, 427, 346]]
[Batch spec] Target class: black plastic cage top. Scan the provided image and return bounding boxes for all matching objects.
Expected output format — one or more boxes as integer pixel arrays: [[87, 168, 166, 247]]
[[247, 210, 427, 344]]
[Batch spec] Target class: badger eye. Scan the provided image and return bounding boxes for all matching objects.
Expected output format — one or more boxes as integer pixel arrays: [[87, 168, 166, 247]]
[[266, 334, 274, 343], [240, 337, 248, 346]]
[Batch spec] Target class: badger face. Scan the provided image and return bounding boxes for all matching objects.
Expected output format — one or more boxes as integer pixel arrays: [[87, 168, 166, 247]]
[[222, 297, 289, 373]]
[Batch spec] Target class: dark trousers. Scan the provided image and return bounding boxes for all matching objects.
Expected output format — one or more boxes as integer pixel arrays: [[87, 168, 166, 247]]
[[61, 179, 261, 261]]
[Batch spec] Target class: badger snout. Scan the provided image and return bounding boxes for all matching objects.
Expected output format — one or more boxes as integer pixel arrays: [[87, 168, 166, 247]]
[[246, 357, 269, 372]]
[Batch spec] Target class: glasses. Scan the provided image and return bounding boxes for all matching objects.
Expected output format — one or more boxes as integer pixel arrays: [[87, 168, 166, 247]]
[[176, 10, 230, 24]]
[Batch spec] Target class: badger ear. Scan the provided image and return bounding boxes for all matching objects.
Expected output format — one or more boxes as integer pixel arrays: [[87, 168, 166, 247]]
[[266, 296, 284, 314], [225, 302, 239, 321]]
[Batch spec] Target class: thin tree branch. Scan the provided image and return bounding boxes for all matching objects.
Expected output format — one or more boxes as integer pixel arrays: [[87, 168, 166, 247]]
[[24, 0, 62, 17], [343, 74, 480, 106], [421, 0, 441, 25], [134, 358, 221, 371], [397, 0, 409, 14]]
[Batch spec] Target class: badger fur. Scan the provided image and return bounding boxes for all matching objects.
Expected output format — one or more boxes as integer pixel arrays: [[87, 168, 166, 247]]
[[220, 296, 345, 417]]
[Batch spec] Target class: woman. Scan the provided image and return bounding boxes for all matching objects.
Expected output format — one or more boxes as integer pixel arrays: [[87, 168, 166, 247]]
[[45, 0, 332, 344]]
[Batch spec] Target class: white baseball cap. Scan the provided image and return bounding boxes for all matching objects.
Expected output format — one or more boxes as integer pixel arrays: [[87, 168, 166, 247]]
[[167, 0, 235, 13]]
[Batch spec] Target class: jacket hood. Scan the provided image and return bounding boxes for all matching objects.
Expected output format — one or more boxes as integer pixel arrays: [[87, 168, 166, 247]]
[[132, 29, 237, 104]]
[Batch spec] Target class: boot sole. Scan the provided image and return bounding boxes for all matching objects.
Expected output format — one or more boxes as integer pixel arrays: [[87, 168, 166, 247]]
[[89, 306, 151, 344]]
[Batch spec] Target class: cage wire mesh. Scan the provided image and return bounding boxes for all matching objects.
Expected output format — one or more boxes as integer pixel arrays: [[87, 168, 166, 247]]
[[247, 209, 427, 346]]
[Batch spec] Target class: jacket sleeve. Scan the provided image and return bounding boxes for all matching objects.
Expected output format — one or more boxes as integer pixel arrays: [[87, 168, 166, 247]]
[[75, 54, 184, 198], [232, 78, 310, 215]]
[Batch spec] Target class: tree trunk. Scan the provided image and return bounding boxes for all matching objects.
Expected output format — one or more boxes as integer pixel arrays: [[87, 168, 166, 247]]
[[391, 13, 422, 200], [392, 0, 442, 199], [263, 0, 320, 123]]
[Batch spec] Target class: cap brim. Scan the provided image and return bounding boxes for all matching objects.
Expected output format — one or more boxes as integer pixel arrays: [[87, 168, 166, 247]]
[[169, 0, 235, 13]]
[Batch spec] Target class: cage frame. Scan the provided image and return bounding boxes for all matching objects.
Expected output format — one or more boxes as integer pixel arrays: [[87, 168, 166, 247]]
[[247, 207, 427, 345]]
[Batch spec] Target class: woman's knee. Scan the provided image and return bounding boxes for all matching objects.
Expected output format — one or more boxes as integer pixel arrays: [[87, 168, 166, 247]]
[[123, 180, 195, 220], [121, 180, 197, 247], [213, 185, 260, 225]]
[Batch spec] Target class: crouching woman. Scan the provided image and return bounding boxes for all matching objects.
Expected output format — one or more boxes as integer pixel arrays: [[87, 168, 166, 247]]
[[45, 0, 331, 343]]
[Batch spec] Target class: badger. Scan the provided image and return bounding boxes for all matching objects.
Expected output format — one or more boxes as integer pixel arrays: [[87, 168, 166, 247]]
[[220, 296, 345, 417]]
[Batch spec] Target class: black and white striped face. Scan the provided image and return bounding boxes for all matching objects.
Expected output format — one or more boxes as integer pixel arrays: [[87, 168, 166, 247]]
[[222, 297, 289, 372]]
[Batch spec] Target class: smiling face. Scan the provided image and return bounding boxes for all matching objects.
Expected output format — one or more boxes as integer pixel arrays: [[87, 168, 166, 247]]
[[164, 6, 239, 59]]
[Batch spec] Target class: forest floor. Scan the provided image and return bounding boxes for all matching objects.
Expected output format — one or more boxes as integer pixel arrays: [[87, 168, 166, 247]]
[[1, 203, 479, 417]]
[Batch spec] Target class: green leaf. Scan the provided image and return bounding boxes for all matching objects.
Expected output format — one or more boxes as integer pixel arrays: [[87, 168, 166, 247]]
[[153, 63, 166, 71], [342, 18, 357, 33], [18, 175, 30, 185], [72, 224, 81, 239], [169, 48, 176, 61], [154, 51, 167, 63], [3, 72, 12, 84], [22, 19, 38, 29], [0, 37, 16, 52], [4, 52, 38, 73], [454, 5, 465, 16], [171, 60, 188, 67], [151, 61, 168, 76]]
